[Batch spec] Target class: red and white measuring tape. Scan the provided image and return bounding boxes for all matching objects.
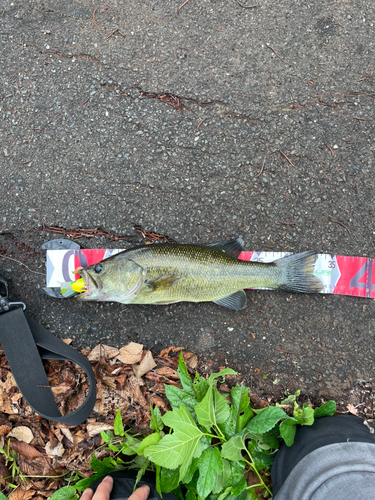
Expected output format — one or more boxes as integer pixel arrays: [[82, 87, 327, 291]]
[[45, 249, 375, 299]]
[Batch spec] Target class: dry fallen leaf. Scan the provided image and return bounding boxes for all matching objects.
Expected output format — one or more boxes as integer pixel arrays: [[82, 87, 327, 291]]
[[185, 353, 198, 369], [8, 426, 34, 444], [347, 403, 358, 415], [9, 440, 44, 459], [88, 344, 120, 362], [45, 441, 65, 458], [86, 423, 114, 437], [58, 426, 75, 443], [117, 342, 143, 364], [133, 351, 157, 379], [159, 346, 184, 358], [9, 485, 35, 500], [0, 422, 12, 436], [154, 367, 179, 379]]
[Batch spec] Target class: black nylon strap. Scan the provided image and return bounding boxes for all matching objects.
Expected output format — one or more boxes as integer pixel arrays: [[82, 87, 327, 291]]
[[0, 307, 96, 425]]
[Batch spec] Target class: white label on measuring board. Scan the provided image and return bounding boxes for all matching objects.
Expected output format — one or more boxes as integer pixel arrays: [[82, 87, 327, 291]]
[[45, 249, 374, 299]]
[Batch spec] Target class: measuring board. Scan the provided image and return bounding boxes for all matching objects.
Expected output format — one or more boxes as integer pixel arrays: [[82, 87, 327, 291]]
[[45, 249, 375, 299]]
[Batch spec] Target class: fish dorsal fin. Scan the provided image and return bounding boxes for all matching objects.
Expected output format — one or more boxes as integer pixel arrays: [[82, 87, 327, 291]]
[[213, 290, 247, 310], [206, 238, 244, 258], [145, 274, 181, 292]]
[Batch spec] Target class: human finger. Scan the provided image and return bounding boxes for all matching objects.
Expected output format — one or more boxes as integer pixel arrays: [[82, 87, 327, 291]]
[[81, 476, 114, 500], [128, 485, 150, 500]]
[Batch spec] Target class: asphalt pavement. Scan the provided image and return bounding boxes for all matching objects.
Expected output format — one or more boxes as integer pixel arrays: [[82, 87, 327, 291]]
[[1, 0, 375, 413]]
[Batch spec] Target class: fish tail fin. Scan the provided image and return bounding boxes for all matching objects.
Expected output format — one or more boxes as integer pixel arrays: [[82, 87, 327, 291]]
[[275, 251, 323, 293]]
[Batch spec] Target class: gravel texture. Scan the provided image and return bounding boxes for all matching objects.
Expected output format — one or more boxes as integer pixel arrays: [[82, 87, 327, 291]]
[[0, 0, 375, 413]]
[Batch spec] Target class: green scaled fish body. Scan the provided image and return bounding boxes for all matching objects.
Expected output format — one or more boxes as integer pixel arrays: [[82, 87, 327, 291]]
[[77, 239, 323, 310]]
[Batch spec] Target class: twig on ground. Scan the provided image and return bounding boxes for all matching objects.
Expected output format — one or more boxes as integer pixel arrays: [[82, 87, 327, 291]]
[[197, 118, 207, 129], [256, 161, 265, 177], [329, 217, 351, 236], [0, 255, 44, 275], [266, 44, 284, 62], [38, 222, 129, 241], [177, 0, 190, 16], [280, 150, 296, 168], [92, 8, 99, 24], [134, 225, 176, 244]]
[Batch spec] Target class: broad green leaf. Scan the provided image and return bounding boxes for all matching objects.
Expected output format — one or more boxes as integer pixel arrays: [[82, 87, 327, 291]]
[[161, 467, 178, 494], [260, 426, 281, 450], [214, 388, 231, 424], [247, 489, 258, 500], [100, 430, 110, 443], [164, 385, 198, 415], [196, 447, 223, 500], [114, 408, 125, 436], [200, 434, 212, 452], [183, 457, 200, 485], [250, 449, 275, 471], [230, 477, 247, 496], [229, 489, 248, 500], [212, 459, 232, 494], [221, 436, 245, 462], [208, 368, 237, 385], [279, 419, 297, 447], [223, 460, 245, 489], [217, 486, 232, 500], [121, 444, 137, 456], [195, 386, 230, 431], [150, 405, 164, 432], [246, 406, 288, 434], [185, 469, 199, 491], [75, 474, 107, 491], [186, 490, 196, 500], [136, 433, 160, 456], [302, 404, 314, 425], [49, 486, 77, 500], [146, 405, 204, 481], [134, 459, 150, 488], [231, 384, 251, 414], [90, 455, 116, 475], [193, 373, 209, 402], [195, 387, 215, 431], [177, 352, 195, 397], [173, 486, 185, 500], [0, 494, 7, 500], [224, 384, 253, 436], [314, 400, 336, 418]]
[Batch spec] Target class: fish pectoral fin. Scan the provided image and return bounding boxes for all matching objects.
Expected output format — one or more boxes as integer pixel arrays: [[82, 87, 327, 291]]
[[206, 238, 244, 258], [213, 290, 247, 310], [145, 274, 181, 292]]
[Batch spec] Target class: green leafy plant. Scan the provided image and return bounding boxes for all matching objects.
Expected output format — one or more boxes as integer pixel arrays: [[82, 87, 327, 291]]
[[53, 353, 336, 499], [0, 441, 23, 482]]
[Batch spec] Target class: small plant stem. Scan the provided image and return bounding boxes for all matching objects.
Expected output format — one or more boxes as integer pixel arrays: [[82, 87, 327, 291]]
[[204, 432, 225, 441], [214, 424, 226, 441], [243, 456, 273, 497], [246, 484, 262, 490]]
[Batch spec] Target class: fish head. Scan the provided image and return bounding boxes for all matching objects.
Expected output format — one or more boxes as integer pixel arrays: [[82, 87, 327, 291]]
[[76, 257, 144, 302]]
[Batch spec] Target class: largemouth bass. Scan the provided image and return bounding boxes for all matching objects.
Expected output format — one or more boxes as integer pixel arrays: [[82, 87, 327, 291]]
[[76, 239, 323, 310]]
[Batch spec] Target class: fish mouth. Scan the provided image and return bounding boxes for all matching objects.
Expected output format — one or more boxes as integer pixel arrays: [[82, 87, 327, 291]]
[[77, 270, 101, 299]]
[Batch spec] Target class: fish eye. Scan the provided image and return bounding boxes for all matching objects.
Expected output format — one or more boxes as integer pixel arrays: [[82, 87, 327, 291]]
[[94, 265, 103, 274]]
